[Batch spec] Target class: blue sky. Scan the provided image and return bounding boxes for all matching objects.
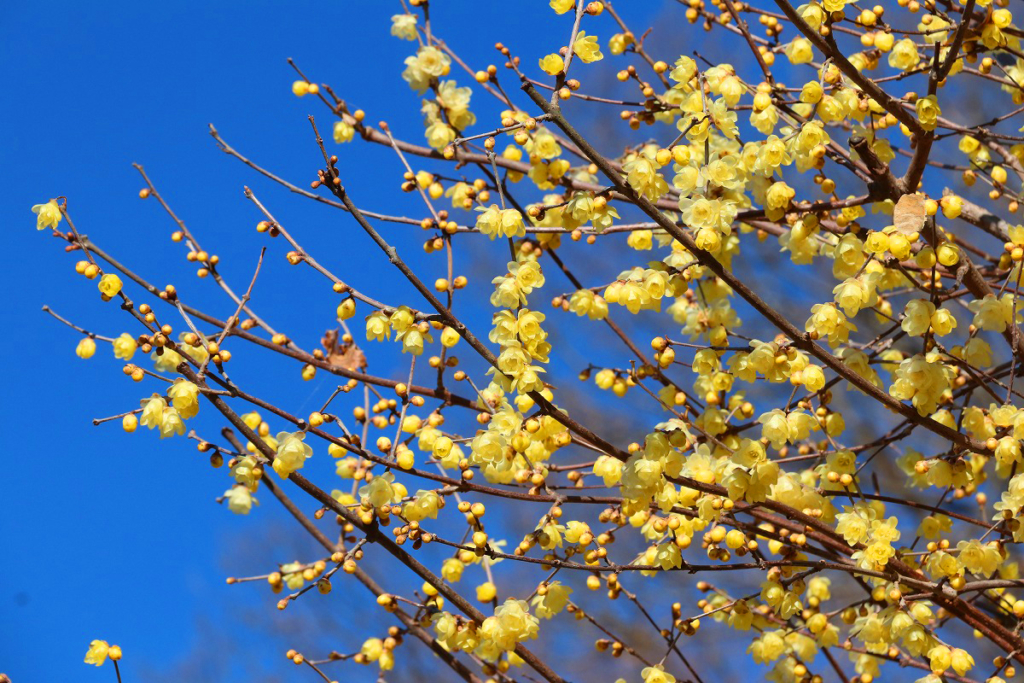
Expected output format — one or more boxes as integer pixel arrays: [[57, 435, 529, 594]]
[[1, 2, 695, 681]]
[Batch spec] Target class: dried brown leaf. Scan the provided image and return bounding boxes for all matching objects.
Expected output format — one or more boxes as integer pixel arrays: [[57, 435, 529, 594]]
[[329, 344, 367, 372], [893, 193, 926, 235], [321, 328, 367, 372]]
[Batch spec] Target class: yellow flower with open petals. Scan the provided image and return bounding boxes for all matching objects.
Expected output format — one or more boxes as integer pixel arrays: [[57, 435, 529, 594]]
[[98, 273, 123, 299], [573, 32, 603, 64], [168, 379, 200, 419], [111, 333, 136, 360], [32, 199, 62, 230], [539, 53, 564, 76], [84, 639, 109, 666]]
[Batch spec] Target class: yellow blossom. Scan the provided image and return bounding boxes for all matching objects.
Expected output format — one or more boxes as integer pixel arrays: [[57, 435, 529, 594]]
[[333, 119, 355, 143], [273, 431, 312, 478], [167, 378, 200, 419], [32, 199, 62, 230], [539, 53, 564, 76], [390, 13, 417, 40], [573, 31, 603, 63], [112, 333, 137, 360], [84, 640, 110, 666], [476, 205, 525, 240], [76, 337, 97, 359]]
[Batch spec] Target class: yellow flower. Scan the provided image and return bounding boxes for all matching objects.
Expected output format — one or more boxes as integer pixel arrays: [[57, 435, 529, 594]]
[[929, 307, 957, 336], [679, 196, 721, 231], [366, 311, 391, 341], [403, 489, 441, 522], [359, 470, 398, 508], [624, 153, 668, 201], [573, 31, 603, 63], [530, 130, 562, 159], [916, 95, 941, 131], [805, 302, 856, 345], [609, 33, 634, 55], [231, 455, 261, 488], [799, 2, 826, 25], [802, 364, 826, 392], [800, 80, 823, 104], [750, 630, 787, 663], [159, 406, 185, 438], [390, 13, 417, 40], [151, 345, 185, 373], [901, 299, 935, 337], [224, 485, 257, 514], [441, 326, 460, 347], [396, 323, 433, 355], [140, 396, 166, 430], [168, 379, 200, 419], [889, 354, 951, 416], [539, 53, 565, 76], [32, 199, 62, 230], [84, 639, 109, 666], [832, 277, 872, 316], [333, 119, 354, 144], [273, 431, 313, 478], [969, 293, 1021, 332], [337, 298, 355, 320], [784, 37, 814, 64], [510, 258, 545, 292], [928, 645, 952, 674], [112, 333, 137, 360], [888, 38, 920, 71], [425, 120, 456, 151], [950, 648, 975, 676], [402, 46, 451, 94], [627, 229, 653, 250], [641, 666, 677, 683], [76, 337, 97, 359], [98, 273, 123, 299], [765, 181, 795, 220], [569, 289, 608, 320], [476, 205, 525, 240], [550, 0, 574, 14], [864, 231, 889, 254], [956, 538, 1001, 577]]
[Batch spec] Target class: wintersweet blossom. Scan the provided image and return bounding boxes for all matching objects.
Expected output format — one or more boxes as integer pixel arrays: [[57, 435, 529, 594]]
[[476, 205, 525, 240], [538, 53, 564, 76], [98, 273, 122, 298], [32, 199, 62, 230], [167, 379, 200, 419], [76, 337, 96, 359], [390, 13, 417, 40], [84, 640, 110, 666], [47, 7, 1024, 681], [112, 333, 137, 360], [273, 431, 312, 478], [572, 32, 603, 63]]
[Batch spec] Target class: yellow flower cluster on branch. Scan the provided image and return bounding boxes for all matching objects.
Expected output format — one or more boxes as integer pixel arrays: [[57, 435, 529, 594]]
[[39, 1, 1024, 682]]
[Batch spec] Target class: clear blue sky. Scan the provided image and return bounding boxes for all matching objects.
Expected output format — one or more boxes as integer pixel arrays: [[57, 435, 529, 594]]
[[1, 2, 709, 681]]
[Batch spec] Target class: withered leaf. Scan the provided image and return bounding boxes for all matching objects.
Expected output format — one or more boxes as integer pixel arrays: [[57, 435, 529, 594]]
[[321, 328, 368, 372], [893, 193, 927, 236]]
